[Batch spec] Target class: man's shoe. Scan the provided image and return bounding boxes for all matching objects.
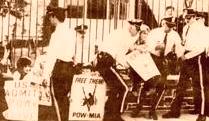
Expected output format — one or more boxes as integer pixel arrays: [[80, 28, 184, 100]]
[[148, 111, 158, 120], [114, 115, 125, 121], [103, 114, 124, 121], [162, 111, 180, 118], [131, 109, 140, 117], [103, 115, 114, 121], [189, 110, 198, 115], [131, 104, 142, 117], [196, 115, 206, 121]]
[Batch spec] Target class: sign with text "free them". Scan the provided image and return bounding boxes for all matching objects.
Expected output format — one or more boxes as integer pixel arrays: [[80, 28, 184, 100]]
[[69, 74, 106, 120]]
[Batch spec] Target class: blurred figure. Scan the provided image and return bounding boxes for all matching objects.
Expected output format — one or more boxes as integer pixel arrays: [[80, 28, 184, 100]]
[[96, 19, 143, 121], [163, 9, 209, 121], [43, 7, 76, 121], [144, 16, 184, 120]]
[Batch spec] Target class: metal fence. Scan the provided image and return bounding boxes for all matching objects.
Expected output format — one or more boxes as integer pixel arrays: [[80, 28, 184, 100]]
[[0, 0, 209, 66]]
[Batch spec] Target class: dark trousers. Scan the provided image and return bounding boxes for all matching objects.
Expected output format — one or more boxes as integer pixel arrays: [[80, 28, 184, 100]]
[[96, 52, 128, 118], [51, 60, 75, 121], [0, 75, 8, 119], [132, 54, 167, 112], [170, 53, 208, 115]]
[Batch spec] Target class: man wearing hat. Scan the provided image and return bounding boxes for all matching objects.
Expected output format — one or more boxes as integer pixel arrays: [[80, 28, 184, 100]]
[[43, 6, 76, 121], [145, 16, 184, 119], [163, 9, 209, 121], [160, 6, 177, 27], [95, 19, 144, 121]]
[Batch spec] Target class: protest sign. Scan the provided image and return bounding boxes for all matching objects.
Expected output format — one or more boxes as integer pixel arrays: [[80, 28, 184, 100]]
[[69, 74, 106, 120], [3, 81, 39, 121], [126, 51, 160, 81]]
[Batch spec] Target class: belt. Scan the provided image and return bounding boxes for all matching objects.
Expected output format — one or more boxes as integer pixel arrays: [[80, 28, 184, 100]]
[[56, 59, 74, 65]]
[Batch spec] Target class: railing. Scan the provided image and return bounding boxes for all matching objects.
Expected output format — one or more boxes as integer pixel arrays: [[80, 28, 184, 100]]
[[0, 0, 208, 66]]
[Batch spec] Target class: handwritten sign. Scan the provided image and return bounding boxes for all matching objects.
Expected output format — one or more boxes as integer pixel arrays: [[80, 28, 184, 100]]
[[3, 81, 39, 121], [69, 74, 106, 120], [126, 51, 160, 81]]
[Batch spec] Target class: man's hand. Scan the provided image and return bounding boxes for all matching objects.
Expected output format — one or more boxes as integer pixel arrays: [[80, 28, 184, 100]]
[[155, 44, 165, 51], [180, 55, 186, 61], [42, 74, 50, 87]]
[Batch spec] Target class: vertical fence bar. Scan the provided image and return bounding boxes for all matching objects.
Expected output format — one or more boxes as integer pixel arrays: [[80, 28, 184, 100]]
[[7, 3, 11, 44], [7, 2, 11, 67], [95, 0, 98, 41], [122, 1, 128, 28], [69, 0, 72, 28], [208, 0, 209, 27], [13, 0, 18, 67], [146, 0, 149, 25], [151, 0, 154, 28], [102, 0, 105, 41], [157, 0, 160, 24], [1, 16, 3, 44], [35, 0, 39, 58], [176, 0, 179, 17], [113, 0, 118, 29], [28, 0, 32, 56], [75, 0, 79, 57], [176, 0, 179, 33], [20, 6, 25, 57], [81, 0, 86, 63], [41, 0, 46, 53], [88, 0, 92, 62], [171, 0, 173, 7], [117, 0, 120, 29], [108, 0, 111, 33], [138, 0, 142, 19], [195, 0, 197, 10]]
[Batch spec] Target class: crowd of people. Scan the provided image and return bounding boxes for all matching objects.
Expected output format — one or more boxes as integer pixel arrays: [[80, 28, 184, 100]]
[[0, 4, 209, 121]]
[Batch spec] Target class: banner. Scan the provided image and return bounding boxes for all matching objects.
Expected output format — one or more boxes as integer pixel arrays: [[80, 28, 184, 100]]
[[69, 74, 106, 120], [126, 51, 160, 81], [3, 81, 39, 121]]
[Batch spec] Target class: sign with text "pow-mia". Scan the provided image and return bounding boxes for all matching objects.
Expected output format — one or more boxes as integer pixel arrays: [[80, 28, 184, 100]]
[[69, 74, 106, 120]]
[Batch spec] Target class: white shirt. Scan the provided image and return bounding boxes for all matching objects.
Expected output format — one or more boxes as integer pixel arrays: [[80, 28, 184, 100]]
[[205, 27, 209, 57], [44, 21, 76, 77], [99, 29, 137, 67], [184, 21, 207, 59], [146, 27, 184, 58]]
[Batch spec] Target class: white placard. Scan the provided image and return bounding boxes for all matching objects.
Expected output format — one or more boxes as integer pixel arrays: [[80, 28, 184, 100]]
[[126, 51, 160, 81], [69, 74, 106, 120], [3, 81, 39, 121]]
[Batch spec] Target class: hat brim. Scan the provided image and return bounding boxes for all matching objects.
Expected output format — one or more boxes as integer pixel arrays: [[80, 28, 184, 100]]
[[165, 22, 176, 28], [185, 14, 196, 18], [128, 21, 143, 26]]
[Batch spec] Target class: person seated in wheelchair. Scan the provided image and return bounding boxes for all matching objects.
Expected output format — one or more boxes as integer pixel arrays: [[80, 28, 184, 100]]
[[130, 17, 184, 120]]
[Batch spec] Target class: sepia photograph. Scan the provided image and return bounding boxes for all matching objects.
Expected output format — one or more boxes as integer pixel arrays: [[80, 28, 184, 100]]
[[0, 0, 209, 121]]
